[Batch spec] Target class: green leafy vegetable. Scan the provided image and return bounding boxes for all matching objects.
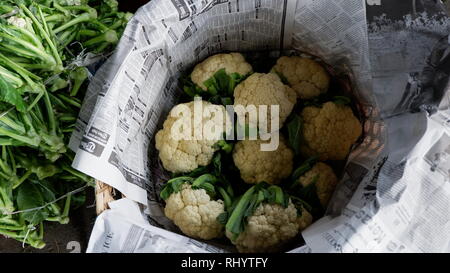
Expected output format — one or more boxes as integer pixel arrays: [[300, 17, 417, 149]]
[[0, 74, 26, 112], [0, 0, 131, 248], [290, 156, 319, 184], [213, 140, 234, 154], [225, 183, 292, 241], [159, 176, 194, 200], [191, 174, 219, 197], [16, 182, 49, 226], [286, 114, 303, 155], [182, 68, 249, 106]]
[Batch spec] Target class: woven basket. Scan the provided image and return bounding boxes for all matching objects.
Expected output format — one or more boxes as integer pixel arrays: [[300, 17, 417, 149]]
[[95, 181, 116, 215]]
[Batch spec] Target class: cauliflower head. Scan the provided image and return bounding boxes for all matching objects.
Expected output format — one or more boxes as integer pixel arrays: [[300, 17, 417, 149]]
[[298, 162, 338, 207], [233, 73, 297, 130], [7, 16, 27, 28], [155, 100, 231, 173], [232, 136, 294, 184], [300, 102, 362, 161], [272, 56, 330, 99], [191, 53, 253, 91], [226, 201, 312, 253], [165, 184, 225, 240]]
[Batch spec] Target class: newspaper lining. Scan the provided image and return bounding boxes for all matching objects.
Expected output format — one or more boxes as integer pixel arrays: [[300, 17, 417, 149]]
[[73, 0, 450, 253]]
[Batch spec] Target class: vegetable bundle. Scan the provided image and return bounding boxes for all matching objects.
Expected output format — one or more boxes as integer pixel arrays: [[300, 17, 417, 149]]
[[0, 0, 131, 248], [154, 52, 363, 252]]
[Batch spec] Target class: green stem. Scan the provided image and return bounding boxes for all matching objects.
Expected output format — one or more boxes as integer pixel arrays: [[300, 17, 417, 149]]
[[53, 12, 97, 34], [7, 26, 46, 51], [0, 224, 24, 231], [0, 187, 14, 213], [0, 127, 38, 146], [0, 138, 19, 146], [59, 194, 71, 224], [57, 27, 79, 49], [0, 52, 42, 83], [44, 13, 68, 22], [95, 42, 111, 53], [63, 5, 96, 14], [58, 115, 76, 122], [38, 222, 44, 240], [48, 93, 70, 111], [3, 56, 30, 64], [53, 2, 70, 17], [0, 218, 19, 226], [27, 90, 45, 111], [0, 32, 52, 63], [37, 5, 63, 69], [57, 94, 81, 108], [0, 115, 26, 134], [7, 147, 16, 174], [83, 29, 118, 47], [217, 187, 232, 209], [17, 63, 56, 70], [225, 186, 257, 240], [0, 43, 44, 62], [108, 19, 124, 30], [0, 229, 22, 238], [0, 158, 11, 175], [1, 146, 6, 161], [19, 4, 63, 67], [12, 170, 32, 190], [61, 164, 90, 182], [43, 90, 56, 134], [77, 29, 99, 37], [0, 171, 10, 180], [88, 20, 110, 32], [61, 128, 74, 133]]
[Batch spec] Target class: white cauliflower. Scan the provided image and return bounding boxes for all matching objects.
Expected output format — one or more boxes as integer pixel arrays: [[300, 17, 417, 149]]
[[297, 162, 338, 207], [7, 16, 27, 28], [164, 183, 225, 240], [225, 184, 312, 253], [232, 136, 293, 184], [155, 100, 231, 173], [60, 0, 83, 5], [233, 73, 297, 130], [191, 53, 253, 91], [300, 102, 362, 161], [272, 56, 330, 99]]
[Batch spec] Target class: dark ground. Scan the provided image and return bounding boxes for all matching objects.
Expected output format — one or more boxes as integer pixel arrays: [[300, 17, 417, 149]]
[[0, 188, 97, 253]]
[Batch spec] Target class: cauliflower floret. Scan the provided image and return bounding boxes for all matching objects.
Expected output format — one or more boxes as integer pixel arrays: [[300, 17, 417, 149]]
[[7, 16, 27, 28], [165, 184, 225, 240], [191, 53, 253, 91], [233, 136, 293, 184], [297, 208, 313, 231], [272, 56, 330, 99], [298, 162, 338, 207], [226, 201, 312, 253], [233, 73, 297, 130], [301, 102, 362, 161], [155, 100, 230, 173]]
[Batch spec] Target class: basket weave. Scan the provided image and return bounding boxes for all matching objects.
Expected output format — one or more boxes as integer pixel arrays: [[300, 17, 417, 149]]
[[95, 181, 116, 215]]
